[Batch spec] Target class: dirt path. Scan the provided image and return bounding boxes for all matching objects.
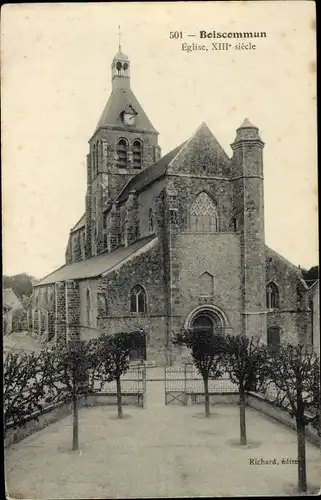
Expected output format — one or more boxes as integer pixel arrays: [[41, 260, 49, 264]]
[[5, 381, 321, 498]]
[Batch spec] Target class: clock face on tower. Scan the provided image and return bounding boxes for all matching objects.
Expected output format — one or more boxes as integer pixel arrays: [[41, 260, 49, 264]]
[[123, 113, 135, 125]]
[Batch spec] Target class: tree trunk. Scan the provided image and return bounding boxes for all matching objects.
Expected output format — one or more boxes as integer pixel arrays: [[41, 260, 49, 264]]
[[72, 394, 79, 451], [296, 419, 307, 492], [239, 390, 247, 445], [203, 376, 210, 418], [116, 376, 123, 419]]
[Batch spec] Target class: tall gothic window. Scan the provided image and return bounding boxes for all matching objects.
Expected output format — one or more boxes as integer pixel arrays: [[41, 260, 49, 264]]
[[130, 285, 147, 313], [189, 192, 218, 232], [86, 288, 91, 326], [117, 138, 128, 168], [149, 208, 154, 233], [133, 140, 142, 169], [266, 282, 279, 309]]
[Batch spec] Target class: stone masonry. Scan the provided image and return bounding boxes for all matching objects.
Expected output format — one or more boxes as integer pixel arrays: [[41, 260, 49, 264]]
[[31, 46, 318, 363]]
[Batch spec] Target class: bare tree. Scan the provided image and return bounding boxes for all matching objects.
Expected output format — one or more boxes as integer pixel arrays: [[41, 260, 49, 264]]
[[173, 329, 225, 418], [263, 343, 320, 493], [221, 334, 268, 445], [95, 330, 146, 418]]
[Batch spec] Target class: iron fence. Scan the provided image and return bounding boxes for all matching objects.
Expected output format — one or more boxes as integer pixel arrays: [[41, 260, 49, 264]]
[[93, 365, 146, 394], [164, 364, 238, 395]]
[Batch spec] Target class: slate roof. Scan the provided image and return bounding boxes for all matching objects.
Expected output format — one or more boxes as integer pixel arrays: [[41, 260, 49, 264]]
[[237, 118, 258, 129], [95, 87, 157, 134], [117, 140, 187, 202], [71, 213, 86, 232], [3, 289, 23, 310], [35, 236, 157, 286], [265, 246, 301, 273]]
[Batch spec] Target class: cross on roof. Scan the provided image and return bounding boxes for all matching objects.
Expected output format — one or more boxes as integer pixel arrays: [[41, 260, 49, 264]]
[[118, 25, 122, 52]]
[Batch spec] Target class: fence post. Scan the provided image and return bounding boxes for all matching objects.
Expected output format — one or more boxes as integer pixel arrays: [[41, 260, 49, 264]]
[[164, 365, 167, 405], [142, 363, 146, 409], [186, 363, 192, 406]]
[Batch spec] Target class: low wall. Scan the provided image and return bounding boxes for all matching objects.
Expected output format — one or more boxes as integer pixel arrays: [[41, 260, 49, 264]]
[[4, 399, 77, 448], [83, 392, 146, 409], [165, 390, 320, 447], [165, 391, 239, 406], [247, 392, 320, 448], [188, 392, 239, 405], [4, 391, 146, 449]]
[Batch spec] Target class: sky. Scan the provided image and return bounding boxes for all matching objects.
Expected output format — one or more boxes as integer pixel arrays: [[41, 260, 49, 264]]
[[1, 1, 318, 279]]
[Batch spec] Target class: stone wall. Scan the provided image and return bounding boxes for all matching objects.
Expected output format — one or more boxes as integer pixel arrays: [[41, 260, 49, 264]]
[[266, 248, 311, 344], [66, 280, 80, 341], [174, 233, 242, 334], [78, 278, 101, 339], [247, 392, 320, 447], [97, 239, 167, 363], [138, 179, 165, 238], [4, 392, 145, 449], [55, 281, 66, 344]]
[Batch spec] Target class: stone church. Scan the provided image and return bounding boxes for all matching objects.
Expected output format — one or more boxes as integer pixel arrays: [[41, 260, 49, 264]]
[[30, 46, 317, 364]]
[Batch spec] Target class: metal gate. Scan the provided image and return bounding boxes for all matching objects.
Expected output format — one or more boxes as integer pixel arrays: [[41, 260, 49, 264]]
[[164, 363, 238, 405], [94, 363, 147, 407], [164, 364, 191, 405]]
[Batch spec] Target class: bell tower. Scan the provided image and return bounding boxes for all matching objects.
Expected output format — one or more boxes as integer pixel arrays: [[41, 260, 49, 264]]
[[84, 36, 161, 258], [111, 28, 131, 89]]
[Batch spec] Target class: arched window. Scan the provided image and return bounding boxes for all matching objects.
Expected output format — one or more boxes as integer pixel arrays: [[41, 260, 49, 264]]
[[149, 208, 154, 233], [117, 138, 128, 168], [130, 285, 147, 313], [267, 326, 281, 346], [86, 288, 91, 326], [266, 282, 279, 309], [189, 192, 218, 232], [133, 140, 142, 169], [116, 61, 122, 75]]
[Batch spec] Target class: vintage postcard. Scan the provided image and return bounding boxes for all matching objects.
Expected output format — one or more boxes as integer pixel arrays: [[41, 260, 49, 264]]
[[2, 1, 319, 498]]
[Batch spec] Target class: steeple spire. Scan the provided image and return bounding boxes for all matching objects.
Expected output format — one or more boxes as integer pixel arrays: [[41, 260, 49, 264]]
[[111, 30, 130, 90], [118, 25, 122, 52]]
